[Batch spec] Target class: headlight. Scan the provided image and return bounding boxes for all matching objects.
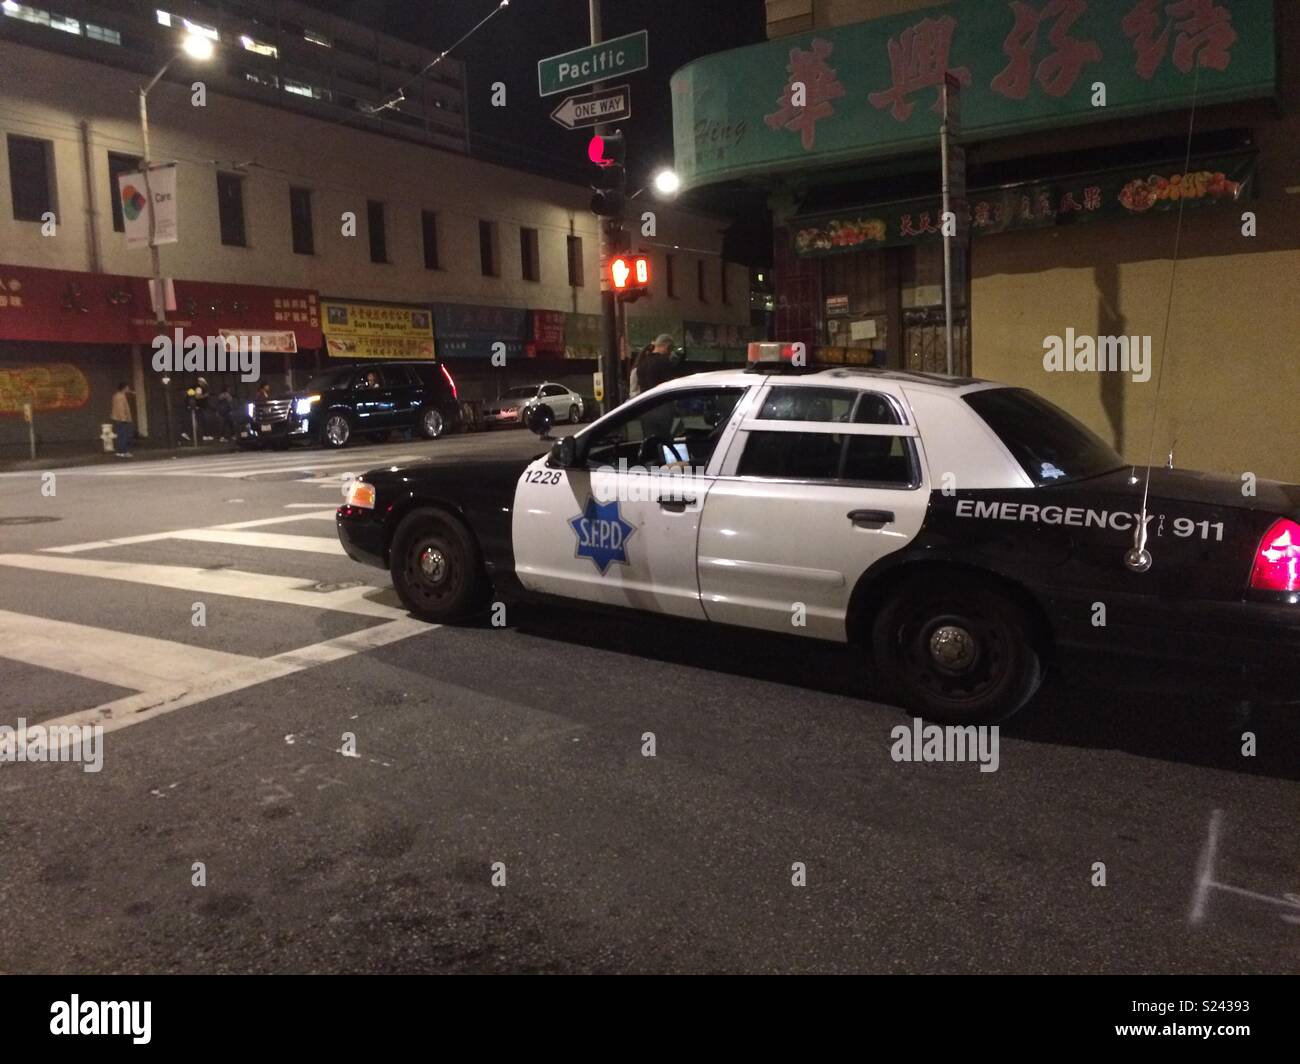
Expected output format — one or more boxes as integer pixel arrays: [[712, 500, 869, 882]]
[[295, 394, 321, 416], [247, 403, 255, 418], [342, 479, 376, 509]]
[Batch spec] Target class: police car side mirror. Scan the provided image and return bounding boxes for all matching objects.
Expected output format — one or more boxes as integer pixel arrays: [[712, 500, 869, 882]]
[[549, 436, 577, 468]]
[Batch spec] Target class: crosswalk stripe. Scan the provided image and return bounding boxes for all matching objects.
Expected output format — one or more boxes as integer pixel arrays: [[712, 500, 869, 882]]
[[0, 608, 253, 692], [0, 553, 405, 618], [26, 617, 432, 739], [97, 449, 413, 478], [44, 512, 337, 554], [168, 529, 346, 554], [211, 511, 336, 529]]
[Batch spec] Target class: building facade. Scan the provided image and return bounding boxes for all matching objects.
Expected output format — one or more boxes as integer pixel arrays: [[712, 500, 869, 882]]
[[0, 1, 750, 454], [676, 0, 1299, 484]]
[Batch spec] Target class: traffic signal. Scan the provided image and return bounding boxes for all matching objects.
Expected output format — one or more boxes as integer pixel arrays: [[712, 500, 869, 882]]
[[609, 253, 650, 301], [588, 130, 625, 218]]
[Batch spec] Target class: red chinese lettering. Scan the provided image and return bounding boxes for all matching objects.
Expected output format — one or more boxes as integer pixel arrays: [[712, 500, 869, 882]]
[[1122, 0, 1236, 79], [992, 0, 1102, 100], [868, 16, 971, 122], [1083, 186, 1102, 210], [1059, 191, 1083, 212], [764, 38, 846, 150], [973, 201, 993, 227]]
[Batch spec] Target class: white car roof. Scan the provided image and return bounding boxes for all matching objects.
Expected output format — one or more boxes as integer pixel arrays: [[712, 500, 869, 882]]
[[661, 365, 1002, 397]]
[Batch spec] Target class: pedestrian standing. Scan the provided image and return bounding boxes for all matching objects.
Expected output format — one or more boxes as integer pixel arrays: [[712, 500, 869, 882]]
[[110, 382, 134, 458]]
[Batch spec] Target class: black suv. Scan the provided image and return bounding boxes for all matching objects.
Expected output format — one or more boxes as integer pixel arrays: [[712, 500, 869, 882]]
[[240, 361, 461, 449]]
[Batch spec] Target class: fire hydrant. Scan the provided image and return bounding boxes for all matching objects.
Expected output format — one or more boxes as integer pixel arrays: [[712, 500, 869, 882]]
[[100, 423, 115, 453]]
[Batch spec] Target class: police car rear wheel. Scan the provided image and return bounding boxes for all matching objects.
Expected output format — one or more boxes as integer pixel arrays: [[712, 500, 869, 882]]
[[390, 509, 483, 621], [871, 574, 1042, 723]]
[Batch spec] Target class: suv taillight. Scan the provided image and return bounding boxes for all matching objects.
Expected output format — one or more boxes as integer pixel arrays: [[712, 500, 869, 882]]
[[440, 363, 458, 399], [1249, 518, 1300, 593]]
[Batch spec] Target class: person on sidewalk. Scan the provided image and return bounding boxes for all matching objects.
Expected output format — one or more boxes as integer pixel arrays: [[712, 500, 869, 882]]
[[110, 382, 134, 458]]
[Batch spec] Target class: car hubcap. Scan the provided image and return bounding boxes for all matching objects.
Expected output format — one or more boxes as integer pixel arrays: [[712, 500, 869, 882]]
[[326, 416, 348, 445], [928, 624, 978, 673], [424, 410, 443, 437], [418, 546, 447, 583]]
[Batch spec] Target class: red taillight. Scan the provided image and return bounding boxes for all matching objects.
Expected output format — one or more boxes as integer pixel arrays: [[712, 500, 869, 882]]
[[1249, 518, 1300, 592], [439, 363, 458, 399]]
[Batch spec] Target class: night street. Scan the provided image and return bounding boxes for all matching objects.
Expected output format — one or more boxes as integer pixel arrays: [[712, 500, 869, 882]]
[[0, 430, 1294, 975]]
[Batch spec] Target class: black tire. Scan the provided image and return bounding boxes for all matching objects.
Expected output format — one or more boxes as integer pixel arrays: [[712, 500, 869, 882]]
[[322, 412, 351, 448], [869, 572, 1043, 724], [389, 508, 485, 621], [419, 407, 446, 440], [568, 404, 580, 424]]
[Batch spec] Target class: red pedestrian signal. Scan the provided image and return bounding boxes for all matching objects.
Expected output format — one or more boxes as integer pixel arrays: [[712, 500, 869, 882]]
[[609, 254, 650, 296]]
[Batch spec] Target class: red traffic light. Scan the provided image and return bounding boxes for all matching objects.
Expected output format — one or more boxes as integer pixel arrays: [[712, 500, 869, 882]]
[[588, 135, 608, 166], [610, 254, 650, 291], [587, 131, 625, 168]]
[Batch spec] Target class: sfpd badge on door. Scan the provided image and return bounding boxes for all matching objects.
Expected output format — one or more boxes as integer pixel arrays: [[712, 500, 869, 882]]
[[569, 497, 635, 574]]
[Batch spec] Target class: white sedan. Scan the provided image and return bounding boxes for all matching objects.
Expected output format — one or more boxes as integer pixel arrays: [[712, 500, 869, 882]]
[[483, 383, 584, 427]]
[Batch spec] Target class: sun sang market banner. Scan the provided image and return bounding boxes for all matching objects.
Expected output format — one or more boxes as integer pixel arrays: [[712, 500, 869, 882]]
[[791, 151, 1255, 255], [672, 0, 1275, 189], [322, 301, 435, 360]]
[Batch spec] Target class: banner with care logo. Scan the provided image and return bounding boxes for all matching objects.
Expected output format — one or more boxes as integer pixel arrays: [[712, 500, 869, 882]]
[[117, 163, 178, 248]]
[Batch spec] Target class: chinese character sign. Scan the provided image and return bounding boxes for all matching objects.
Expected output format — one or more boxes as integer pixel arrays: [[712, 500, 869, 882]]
[[673, 0, 1274, 189]]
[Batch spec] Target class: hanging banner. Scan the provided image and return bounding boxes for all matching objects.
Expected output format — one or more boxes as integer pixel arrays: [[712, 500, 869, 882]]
[[118, 163, 178, 248], [563, 312, 603, 360], [322, 301, 435, 360], [791, 151, 1256, 255]]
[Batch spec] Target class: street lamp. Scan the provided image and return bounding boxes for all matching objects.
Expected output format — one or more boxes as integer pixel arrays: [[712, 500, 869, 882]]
[[139, 32, 212, 446], [652, 169, 681, 197]]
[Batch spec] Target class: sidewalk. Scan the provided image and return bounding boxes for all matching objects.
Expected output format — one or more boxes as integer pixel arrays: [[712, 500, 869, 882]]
[[0, 438, 241, 472]]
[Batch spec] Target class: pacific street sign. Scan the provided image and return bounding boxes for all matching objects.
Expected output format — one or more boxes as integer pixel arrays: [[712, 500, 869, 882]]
[[537, 30, 648, 97], [550, 85, 631, 130]]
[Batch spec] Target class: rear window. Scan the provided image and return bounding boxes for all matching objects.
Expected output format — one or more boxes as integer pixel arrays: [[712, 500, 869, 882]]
[[964, 388, 1124, 486]]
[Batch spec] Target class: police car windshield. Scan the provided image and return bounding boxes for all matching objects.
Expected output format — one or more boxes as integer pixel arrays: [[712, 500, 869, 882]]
[[965, 388, 1125, 486]]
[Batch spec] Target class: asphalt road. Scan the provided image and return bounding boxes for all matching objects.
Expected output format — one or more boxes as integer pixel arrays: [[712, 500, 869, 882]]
[[0, 429, 1296, 974]]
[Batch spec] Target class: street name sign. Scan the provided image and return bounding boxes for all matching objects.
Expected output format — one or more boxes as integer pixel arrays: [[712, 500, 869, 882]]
[[538, 31, 647, 97], [550, 85, 631, 130]]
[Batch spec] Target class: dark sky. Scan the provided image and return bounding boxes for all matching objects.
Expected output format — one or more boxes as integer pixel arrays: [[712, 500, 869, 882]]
[[305, 0, 767, 191]]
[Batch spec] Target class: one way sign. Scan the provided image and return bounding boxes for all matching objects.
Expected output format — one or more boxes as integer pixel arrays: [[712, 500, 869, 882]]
[[549, 84, 631, 130]]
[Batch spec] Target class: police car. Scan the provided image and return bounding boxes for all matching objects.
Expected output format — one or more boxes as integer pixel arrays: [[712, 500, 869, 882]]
[[336, 347, 1300, 723]]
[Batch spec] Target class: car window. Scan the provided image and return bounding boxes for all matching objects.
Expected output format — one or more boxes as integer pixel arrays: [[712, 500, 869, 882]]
[[738, 430, 918, 486], [583, 387, 744, 470], [502, 386, 537, 399], [352, 370, 383, 389], [756, 387, 903, 425], [379, 366, 413, 387], [964, 388, 1124, 486], [542, 384, 564, 397], [302, 370, 349, 393]]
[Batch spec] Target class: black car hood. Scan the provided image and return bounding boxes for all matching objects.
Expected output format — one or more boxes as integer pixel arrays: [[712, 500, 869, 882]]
[[1081, 466, 1300, 516]]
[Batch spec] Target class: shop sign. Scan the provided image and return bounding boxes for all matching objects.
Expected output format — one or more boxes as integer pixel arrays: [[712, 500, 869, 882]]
[[791, 151, 1255, 256], [672, 0, 1276, 190], [322, 301, 434, 360], [432, 302, 527, 360]]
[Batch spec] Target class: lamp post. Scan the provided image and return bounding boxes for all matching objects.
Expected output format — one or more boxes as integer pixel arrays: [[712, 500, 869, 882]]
[[139, 32, 213, 446]]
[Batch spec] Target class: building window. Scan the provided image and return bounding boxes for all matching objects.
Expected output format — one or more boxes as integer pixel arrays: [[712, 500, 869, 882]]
[[85, 22, 121, 45], [157, 10, 217, 40], [289, 187, 314, 255], [216, 172, 246, 247], [366, 200, 387, 263], [7, 134, 54, 223], [239, 35, 277, 58], [479, 220, 498, 277], [697, 259, 708, 303], [666, 254, 677, 298], [567, 235, 584, 287], [304, 29, 331, 47], [421, 210, 440, 270], [720, 260, 730, 304], [284, 78, 332, 101], [107, 151, 141, 232], [520, 227, 540, 282]]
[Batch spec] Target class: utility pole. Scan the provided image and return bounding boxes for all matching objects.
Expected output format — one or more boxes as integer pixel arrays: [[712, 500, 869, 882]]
[[589, 0, 623, 411]]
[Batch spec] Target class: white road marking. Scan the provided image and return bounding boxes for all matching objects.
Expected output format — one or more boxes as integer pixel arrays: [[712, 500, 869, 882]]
[[14, 617, 433, 740], [285, 503, 330, 508], [42, 511, 336, 553], [0, 553, 405, 618], [0, 609, 252, 691], [168, 529, 346, 554], [1188, 808, 1300, 926], [210, 511, 336, 529]]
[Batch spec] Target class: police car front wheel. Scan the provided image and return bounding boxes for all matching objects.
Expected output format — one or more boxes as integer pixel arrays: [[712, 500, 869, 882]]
[[871, 573, 1043, 724], [390, 508, 485, 621]]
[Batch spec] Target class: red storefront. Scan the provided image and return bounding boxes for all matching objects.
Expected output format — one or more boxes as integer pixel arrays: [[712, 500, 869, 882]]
[[0, 264, 320, 454]]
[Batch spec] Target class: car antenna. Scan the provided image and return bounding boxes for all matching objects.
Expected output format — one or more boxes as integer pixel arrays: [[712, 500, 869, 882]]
[[1125, 65, 1202, 575]]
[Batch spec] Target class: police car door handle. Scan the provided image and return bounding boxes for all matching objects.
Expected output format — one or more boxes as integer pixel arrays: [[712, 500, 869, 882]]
[[659, 499, 688, 513], [848, 509, 894, 527]]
